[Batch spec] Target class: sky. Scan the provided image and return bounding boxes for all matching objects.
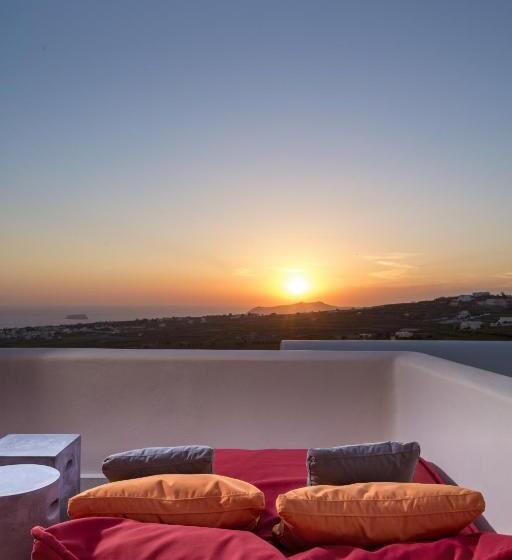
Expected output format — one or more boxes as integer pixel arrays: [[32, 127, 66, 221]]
[[1, 0, 511, 310]]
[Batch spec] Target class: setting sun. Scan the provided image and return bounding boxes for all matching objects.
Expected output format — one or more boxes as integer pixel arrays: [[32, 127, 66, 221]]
[[284, 275, 311, 297]]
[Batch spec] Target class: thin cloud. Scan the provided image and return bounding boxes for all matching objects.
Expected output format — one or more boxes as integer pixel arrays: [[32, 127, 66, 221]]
[[233, 268, 253, 277], [364, 253, 419, 281], [362, 252, 419, 261], [376, 260, 416, 269], [371, 267, 415, 280], [497, 272, 512, 279]]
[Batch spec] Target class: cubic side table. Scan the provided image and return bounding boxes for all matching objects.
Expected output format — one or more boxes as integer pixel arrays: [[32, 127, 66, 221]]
[[0, 464, 60, 560], [0, 434, 80, 520]]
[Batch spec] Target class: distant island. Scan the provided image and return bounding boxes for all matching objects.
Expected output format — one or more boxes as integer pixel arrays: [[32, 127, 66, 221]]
[[249, 301, 339, 315], [65, 314, 88, 320]]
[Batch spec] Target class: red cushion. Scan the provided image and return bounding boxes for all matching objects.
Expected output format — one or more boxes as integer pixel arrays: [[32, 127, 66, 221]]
[[32, 449, 493, 560], [213, 448, 478, 540], [215, 449, 307, 539], [32, 517, 286, 560], [32, 521, 512, 560], [287, 533, 512, 560]]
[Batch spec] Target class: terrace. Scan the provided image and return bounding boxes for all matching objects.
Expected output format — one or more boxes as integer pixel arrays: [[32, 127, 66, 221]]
[[1, 345, 511, 536]]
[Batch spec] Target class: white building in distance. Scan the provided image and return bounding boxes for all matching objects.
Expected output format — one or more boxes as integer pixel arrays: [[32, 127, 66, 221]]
[[395, 330, 415, 339], [460, 320, 483, 331], [493, 317, 512, 327]]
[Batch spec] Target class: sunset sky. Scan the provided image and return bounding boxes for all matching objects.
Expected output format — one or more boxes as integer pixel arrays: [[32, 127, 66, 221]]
[[1, 1, 511, 309]]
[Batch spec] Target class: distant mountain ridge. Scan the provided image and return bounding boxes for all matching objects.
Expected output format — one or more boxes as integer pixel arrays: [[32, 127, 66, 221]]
[[248, 301, 339, 315]]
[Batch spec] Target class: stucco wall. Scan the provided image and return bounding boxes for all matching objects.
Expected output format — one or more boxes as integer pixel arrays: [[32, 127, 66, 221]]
[[390, 352, 512, 534], [0, 348, 393, 473], [281, 339, 512, 377]]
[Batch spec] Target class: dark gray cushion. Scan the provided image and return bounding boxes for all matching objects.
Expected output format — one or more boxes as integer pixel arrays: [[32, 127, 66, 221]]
[[307, 441, 420, 486], [102, 446, 214, 482]]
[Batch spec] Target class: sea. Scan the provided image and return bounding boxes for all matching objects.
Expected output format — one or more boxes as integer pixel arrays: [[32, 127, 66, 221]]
[[0, 305, 247, 329]]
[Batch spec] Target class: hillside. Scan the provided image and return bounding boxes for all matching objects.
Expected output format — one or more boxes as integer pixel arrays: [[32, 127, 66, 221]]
[[248, 301, 338, 315], [1, 292, 511, 350]]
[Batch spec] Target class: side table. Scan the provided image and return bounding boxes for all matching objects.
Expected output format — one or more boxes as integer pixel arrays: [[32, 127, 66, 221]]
[[0, 464, 60, 560], [0, 434, 80, 520]]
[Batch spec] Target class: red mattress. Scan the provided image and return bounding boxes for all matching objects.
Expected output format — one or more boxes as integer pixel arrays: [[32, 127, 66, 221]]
[[32, 449, 512, 560], [214, 448, 480, 540]]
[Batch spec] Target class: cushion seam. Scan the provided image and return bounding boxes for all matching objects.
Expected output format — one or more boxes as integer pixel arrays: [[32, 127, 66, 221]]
[[280, 508, 483, 518], [281, 494, 475, 503], [72, 506, 263, 514], [73, 492, 263, 502], [308, 450, 419, 462]]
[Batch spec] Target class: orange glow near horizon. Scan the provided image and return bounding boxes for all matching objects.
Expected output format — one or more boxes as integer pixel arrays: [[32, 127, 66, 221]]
[[1, 245, 511, 309]]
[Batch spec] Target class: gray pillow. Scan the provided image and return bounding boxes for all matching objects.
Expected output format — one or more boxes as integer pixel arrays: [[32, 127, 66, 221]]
[[307, 441, 420, 486], [102, 445, 214, 482]]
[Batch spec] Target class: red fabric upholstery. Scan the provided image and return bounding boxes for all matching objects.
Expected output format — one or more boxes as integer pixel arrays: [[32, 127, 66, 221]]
[[32, 518, 285, 560], [32, 520, 512, 560], [289, 534, 512, 560], [32, 449, 511, 560], [213, 449, 479, 539], [215, 449, 307, 539]]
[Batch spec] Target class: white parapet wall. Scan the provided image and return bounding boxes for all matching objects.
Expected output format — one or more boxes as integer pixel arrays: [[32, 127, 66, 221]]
[[281, 339, 512, 377], [0, 348, 394, 473], [0, 348, 511, 533], [390, 351, 512, 535]]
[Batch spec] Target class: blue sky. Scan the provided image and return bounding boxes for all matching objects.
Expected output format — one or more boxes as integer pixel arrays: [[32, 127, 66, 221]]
[[1, 1, 511, 307]]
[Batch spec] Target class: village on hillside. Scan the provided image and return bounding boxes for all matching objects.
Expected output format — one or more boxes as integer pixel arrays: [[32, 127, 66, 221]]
[[1, 292, 511, 350]]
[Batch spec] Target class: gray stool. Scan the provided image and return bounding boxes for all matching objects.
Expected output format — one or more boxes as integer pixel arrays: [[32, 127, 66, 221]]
[[0, 434, 80, 520], [0, 464, 60, 560]]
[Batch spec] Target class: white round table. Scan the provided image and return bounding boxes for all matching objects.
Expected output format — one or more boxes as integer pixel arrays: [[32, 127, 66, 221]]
[[0, 464, 60, 560]]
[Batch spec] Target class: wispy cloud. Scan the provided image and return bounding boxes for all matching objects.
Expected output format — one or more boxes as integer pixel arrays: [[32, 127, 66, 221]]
[[497, 272, 512, 279], [371, 266, 416, 280], [362, 252, 419, 280], [376, 260, 416, 269], [233, 267, 253, 277], [362, 252, 418, 261]]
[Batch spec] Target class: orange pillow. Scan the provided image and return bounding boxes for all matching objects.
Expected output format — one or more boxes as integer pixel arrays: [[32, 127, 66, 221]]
[[68, 474, 265, 530], [273, 482, 484, 549]]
